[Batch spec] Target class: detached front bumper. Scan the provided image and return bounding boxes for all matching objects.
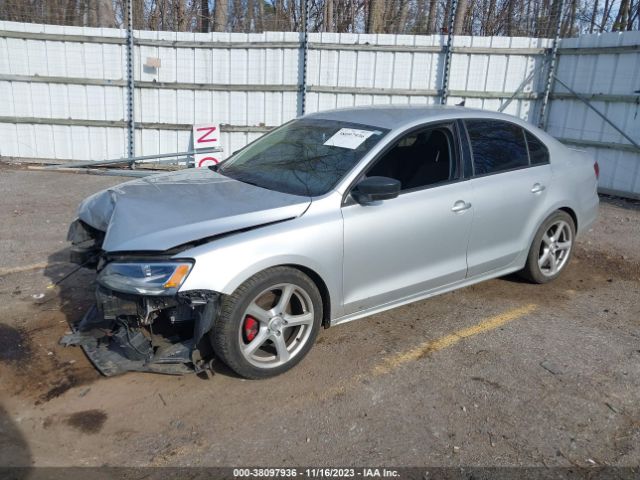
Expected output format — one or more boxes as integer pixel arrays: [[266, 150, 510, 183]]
[[60, 288, 219, 376]]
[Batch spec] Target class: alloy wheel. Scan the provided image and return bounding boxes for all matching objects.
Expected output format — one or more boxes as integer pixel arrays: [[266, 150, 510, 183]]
[[538, 220, 572, 277], [238, 283, 315, 369]]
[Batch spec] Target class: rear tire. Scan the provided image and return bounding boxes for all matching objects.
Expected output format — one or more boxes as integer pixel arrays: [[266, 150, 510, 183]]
[[519, 210, 575, 284], [210, 267, 323, 379]]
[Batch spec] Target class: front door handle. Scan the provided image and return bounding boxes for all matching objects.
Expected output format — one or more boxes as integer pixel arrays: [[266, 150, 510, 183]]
[[451, 200, 472, 213], [531, 183, 546, 194]]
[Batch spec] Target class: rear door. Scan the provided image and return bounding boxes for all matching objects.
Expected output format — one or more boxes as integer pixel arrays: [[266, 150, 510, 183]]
[[462, 119, 553, 277]]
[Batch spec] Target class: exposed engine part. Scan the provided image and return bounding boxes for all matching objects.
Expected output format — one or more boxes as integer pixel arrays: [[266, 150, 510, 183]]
[[112, 322, 153, 361], [142, 296, 181, 325], [96, 286, 140, 320], [169, 304, 195, 324], [60, 288, 221, 376], [96, 286, 189, 325], [179, 289, 218, 306]]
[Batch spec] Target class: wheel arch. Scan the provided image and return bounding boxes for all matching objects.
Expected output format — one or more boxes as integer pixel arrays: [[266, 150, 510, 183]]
[[558, 206, 578, 232], [218, 262, 333, 329], [517, 203, 579, 270], [282, 264, 332, 328]]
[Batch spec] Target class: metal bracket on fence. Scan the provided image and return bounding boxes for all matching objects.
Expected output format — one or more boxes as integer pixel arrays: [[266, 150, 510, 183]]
[[538, 0, 565, 128], [299, 0, 311, 116], [125, 0, 135, 160], [440, 0, 458, 105], [498, 55, 551, 113], [552, 76, 640, 152], [44, 147, 223, 170]]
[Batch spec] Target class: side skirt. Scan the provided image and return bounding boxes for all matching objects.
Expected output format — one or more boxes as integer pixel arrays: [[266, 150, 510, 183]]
[[329, 264, 525, 327]]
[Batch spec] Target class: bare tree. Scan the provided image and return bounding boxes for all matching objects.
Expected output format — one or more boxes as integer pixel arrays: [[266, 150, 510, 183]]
[[546, 0, 562, 37], [414, 0, 428, 33], [613, 0, 631, 30], [257, 0, 265, 31], [213, 0, 228, 31], [391, 0, 411, 33], [589, 0, 599, 33], [200, 0, 210, 32], [231, 0, 244, 31], [1, 0, 639, 35], [325, 0, 334, 32], [246, 0, 254, 32], [453, 0, 468, 33], [367, 0, 383, 32], [427, 0, 439, 33], [485, 0, 497, 34], [132, 0, 144, 28], [505, 0, 515, 35]]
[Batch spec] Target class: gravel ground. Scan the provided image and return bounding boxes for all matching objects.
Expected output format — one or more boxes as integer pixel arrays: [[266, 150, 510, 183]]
[[0, 165, 638, 471]]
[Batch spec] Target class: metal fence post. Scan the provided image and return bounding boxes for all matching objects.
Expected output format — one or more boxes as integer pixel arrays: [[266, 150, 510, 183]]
[[125, 0, 135, 162], [299, 0, 310, 116], [538, 0, 564, 128], [440, 0, 458, 105]]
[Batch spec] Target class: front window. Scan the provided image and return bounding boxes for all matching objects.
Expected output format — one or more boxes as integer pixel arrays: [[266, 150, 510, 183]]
[[366, 123, 458, 191], [218, 119, 389, 197]]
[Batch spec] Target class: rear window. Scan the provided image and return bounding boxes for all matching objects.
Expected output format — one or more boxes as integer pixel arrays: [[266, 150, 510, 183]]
[[465, 120, 529, 176], [525, 131, 550, 165]]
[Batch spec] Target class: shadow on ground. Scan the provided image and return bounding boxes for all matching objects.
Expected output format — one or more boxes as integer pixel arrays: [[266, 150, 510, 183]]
[[0, 403, 32, 475]]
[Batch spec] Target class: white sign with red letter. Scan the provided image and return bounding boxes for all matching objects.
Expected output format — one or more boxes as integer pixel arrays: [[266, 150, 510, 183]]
[[192, 123, 221, 167], [193, 153, 220, 168]]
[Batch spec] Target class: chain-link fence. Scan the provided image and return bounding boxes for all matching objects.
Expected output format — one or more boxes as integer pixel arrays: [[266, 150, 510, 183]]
[[0, 0, 638, 37]]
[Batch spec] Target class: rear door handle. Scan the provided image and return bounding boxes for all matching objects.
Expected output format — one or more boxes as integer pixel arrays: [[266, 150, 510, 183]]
[[531, 183, 546, 194], [451, 200, 472, 213]]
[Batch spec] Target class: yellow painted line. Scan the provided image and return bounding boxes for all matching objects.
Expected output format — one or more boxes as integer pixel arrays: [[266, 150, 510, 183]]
[[0, 261, 67, 276], [373, 303, 537, 376]]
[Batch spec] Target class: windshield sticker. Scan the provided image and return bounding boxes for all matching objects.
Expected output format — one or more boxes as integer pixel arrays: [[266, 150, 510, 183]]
[[323, 128, 376, 149]]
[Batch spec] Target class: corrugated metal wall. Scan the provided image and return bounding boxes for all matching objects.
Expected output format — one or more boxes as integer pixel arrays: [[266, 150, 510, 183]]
[[547, 31, 640, 198], [304, 33, 551, 119], [0, 21, 638, 196]]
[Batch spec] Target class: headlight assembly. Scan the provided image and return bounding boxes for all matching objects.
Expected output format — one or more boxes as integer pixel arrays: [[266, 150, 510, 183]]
[[97, 261, 193, 295]]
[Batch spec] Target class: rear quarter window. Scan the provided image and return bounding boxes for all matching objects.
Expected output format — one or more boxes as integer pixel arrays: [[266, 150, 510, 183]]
[[465, 119, 529, 176], [525, 131, 550, 165]]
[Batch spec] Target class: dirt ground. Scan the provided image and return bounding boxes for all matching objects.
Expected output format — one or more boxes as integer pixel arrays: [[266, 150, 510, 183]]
[[0, 164, 639, 470]]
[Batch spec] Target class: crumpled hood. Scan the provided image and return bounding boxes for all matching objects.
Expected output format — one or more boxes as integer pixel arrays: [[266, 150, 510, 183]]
[[77, 168, 311, 252]]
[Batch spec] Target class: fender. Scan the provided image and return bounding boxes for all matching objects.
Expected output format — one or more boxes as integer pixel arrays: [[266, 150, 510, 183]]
[[176, 201, 345, 318]]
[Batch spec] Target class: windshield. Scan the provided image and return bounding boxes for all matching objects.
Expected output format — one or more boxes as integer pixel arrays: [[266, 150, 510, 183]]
[[217, 118, 389, 197]]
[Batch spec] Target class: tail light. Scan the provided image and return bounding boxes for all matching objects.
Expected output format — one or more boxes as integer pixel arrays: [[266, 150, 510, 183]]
[[594, 161, 600, 180]]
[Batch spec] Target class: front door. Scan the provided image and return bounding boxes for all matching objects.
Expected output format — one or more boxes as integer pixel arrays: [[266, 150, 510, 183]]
[[341, 123, 474, 315]]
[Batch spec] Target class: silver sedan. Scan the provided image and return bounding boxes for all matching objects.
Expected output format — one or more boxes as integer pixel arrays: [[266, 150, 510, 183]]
[[64, 106, 599, 379]]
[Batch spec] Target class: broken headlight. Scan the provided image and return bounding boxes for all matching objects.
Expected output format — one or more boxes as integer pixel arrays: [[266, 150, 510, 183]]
[[98, 261, 193, 296]]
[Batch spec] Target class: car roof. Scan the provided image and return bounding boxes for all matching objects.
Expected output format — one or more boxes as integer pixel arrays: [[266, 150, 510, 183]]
[[305, 105, 531, 131]]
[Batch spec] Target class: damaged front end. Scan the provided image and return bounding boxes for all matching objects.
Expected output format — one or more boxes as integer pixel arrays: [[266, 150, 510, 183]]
[[61, 219, 219, 376]]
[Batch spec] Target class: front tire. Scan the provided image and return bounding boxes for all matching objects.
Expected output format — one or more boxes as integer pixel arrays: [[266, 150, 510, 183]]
[[520, 210, 575, 284], [210, 267, 323, 379]]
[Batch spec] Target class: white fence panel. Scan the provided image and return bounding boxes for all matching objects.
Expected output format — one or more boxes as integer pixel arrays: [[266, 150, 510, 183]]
[[549, 31, 640, 196], [0, 20, 638, 196]]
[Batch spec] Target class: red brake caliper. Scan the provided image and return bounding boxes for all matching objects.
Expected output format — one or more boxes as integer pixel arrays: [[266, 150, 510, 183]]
[[243, 316, 259, 342]]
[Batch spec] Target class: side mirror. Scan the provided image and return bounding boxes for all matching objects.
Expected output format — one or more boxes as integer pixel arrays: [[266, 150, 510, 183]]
[[352, 176, 401, 204]]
